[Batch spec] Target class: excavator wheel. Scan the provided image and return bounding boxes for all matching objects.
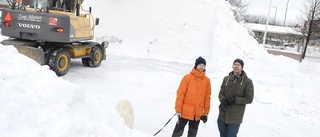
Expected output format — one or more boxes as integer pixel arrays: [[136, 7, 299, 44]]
[[48, 48, 71, 76], [81, 58, 90, 67], [44, 48, 55, 65], [87, 46, 103, 67]]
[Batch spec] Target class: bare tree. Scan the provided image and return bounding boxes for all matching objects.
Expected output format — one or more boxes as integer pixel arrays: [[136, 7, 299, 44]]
[[228, 0, 248, 14], [299, 0, 320, 59], [243, 14, 274, 24], [228, 0, 249, 22]]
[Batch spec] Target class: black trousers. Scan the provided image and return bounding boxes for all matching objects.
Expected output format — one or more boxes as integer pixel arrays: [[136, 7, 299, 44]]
[[172, 117, 200, 137]]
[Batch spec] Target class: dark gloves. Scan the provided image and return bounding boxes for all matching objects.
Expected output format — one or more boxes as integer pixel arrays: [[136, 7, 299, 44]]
[[176, 112, 181, 119], [200, 114, 208, 123], [219, 103, 226, 112], [219, 98, 228, 112], [219, 97, 236, 112], [226, 96, 236, 105], [221, 99, 228, 105], [219, 99, 228, 112]]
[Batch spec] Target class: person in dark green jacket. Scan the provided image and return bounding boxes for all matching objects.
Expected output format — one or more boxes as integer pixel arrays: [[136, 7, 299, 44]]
[[217, 58, 254, 137]]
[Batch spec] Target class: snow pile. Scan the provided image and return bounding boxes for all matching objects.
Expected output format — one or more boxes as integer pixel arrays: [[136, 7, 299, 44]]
[[87, 0, 219, 63], [0, 41, 148, 136]]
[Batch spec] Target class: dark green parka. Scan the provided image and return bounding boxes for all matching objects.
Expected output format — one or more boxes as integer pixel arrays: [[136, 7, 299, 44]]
[[218, 70, 254, 124]]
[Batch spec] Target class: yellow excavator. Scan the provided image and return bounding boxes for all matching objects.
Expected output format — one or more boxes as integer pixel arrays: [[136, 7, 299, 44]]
[[1, 0, 108, 76]]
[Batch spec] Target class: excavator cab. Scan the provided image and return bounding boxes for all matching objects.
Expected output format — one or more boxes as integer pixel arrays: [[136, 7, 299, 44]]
[[29, 0, 77, 12]]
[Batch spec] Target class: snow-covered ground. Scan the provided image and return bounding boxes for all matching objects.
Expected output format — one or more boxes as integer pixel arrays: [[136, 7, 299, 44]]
[[1, 0, 320, 136]]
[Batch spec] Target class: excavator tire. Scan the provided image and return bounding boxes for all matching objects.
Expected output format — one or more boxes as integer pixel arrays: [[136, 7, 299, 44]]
[[44, 48, 55, 65], [88, 46, 103, 67], [81, 58, 90, 67], [48, 48, 71, 76]]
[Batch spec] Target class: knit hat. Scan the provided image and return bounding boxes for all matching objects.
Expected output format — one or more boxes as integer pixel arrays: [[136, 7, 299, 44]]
[[195, 56, 206, 67], [233, 58, 244, 68]]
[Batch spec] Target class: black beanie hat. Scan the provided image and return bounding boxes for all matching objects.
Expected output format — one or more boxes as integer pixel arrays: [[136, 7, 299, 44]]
[[233, 58, 244, 68], [195, 56, 206, 67]]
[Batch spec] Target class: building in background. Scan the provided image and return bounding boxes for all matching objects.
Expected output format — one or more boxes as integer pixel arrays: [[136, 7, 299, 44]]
[[246, 23, 305, 52], [246, 23, 306, 62]]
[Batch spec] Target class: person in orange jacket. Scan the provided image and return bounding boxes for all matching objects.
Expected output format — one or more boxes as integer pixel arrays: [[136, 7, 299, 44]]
[[172, 56, 212, 137]]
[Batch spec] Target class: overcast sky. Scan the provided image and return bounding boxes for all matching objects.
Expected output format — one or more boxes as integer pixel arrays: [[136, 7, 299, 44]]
[[246, 0, 302, 25]]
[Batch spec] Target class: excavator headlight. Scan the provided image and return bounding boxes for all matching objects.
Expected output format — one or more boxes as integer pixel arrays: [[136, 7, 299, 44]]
[[4, 22, 11, 27], [56, 28, 64, 33]]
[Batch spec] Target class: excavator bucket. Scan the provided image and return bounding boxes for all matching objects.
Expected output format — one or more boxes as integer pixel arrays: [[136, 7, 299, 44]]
[[14, 46, 45, 65], [1, 39, 45, 65]]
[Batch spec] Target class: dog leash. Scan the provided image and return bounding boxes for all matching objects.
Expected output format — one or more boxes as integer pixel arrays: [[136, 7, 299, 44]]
[[154, 113, 176, 136]]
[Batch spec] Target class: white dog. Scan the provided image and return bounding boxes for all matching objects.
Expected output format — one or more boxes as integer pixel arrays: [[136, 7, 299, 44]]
[[116, 100, 135, 129]]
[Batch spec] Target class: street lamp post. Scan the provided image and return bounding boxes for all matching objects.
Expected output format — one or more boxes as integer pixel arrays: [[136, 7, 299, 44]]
[[263, 0, 273, 45], [273, 6, 277, 24], [284, 0, 289, 26]]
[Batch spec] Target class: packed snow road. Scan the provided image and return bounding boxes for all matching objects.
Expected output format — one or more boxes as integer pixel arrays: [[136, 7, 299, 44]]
[[62, 54, 320, 137]]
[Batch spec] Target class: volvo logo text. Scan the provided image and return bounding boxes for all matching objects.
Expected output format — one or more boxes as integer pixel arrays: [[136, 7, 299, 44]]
[[18, 23, 41, 29]]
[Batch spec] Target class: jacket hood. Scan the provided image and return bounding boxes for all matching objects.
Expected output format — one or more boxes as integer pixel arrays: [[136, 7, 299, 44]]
[[226, 70, 247, 86], [229, 70, 247, 78], [191, 68, 206, 78]]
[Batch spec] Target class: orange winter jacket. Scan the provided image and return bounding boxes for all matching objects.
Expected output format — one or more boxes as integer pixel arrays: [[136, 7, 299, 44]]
[[175, 68, 211, 121]]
